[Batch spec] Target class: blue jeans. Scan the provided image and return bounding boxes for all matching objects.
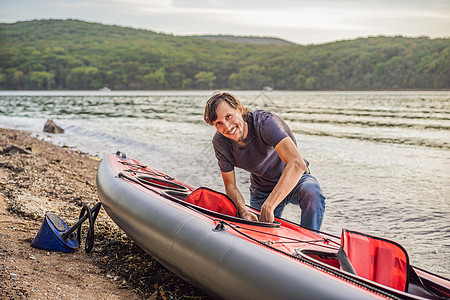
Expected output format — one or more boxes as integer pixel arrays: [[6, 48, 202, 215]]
[[250, 173, 325, 230]]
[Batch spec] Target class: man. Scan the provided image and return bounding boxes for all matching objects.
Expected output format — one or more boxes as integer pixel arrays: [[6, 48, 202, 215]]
[[204, 91, 325, 230]]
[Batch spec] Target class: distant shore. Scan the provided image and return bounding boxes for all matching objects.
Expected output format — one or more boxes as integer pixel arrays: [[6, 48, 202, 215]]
[[1, 89, 449, 92], [0, 128, 209, 299]]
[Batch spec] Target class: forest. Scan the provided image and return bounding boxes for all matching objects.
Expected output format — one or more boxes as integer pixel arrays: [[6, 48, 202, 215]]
[[0, 19, 449, 90]]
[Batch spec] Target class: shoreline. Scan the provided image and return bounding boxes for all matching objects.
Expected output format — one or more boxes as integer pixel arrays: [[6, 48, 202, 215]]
[[0, 128, 210, 299]]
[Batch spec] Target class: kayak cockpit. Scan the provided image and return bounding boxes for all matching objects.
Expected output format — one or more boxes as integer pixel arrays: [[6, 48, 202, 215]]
[[161, 187, 280, 228]]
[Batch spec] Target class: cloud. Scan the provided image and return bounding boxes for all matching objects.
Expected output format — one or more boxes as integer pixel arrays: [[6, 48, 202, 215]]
[[1, 0, 449, 44]]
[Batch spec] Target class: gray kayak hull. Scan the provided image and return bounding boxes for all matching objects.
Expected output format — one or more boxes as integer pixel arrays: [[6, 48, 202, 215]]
[[96, 154, 379, 299]]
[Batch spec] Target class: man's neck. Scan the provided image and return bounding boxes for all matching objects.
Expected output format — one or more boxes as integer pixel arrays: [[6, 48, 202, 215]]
[[235, 138, 247, 149]]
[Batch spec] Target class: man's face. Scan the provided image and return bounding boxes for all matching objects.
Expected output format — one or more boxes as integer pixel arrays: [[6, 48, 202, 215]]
[[212, 101, 247, 143]]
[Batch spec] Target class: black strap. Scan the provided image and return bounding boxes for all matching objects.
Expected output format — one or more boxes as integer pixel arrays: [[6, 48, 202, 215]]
[[336, 247, 357, 275], [61, 202, 102, 253]]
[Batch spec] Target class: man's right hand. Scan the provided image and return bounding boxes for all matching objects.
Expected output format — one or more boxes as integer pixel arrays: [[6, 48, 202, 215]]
[[240, 210, 259, 222]]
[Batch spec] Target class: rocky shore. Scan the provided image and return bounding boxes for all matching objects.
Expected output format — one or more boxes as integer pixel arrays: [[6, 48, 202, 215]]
[[0, 128, 210, 299]]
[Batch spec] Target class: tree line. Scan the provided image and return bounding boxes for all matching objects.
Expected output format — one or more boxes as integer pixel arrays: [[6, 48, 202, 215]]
[[0, 19, 448, 90]]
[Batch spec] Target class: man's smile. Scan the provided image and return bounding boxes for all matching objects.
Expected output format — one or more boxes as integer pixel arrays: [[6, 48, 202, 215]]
[[227, 126, 237, 135]]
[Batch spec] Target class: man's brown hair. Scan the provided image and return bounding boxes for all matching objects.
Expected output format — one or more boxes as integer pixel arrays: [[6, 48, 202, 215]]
[[204, 91, 251, 125]]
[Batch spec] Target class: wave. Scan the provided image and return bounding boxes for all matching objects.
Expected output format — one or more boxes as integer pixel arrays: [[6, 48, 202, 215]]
[[292, 128, 450, 150], [284, 117, 450, 130]]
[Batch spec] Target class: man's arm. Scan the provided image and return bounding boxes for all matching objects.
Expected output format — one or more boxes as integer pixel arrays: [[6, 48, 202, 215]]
[[221, 170, 259, 221], [259, 136, 307, 223]]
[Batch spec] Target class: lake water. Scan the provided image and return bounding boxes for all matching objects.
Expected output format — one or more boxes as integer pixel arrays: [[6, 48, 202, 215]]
[[0, 90, 449, 278]]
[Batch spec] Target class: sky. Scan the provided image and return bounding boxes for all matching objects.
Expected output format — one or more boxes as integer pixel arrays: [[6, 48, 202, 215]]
[[1, 0, 449, 45]]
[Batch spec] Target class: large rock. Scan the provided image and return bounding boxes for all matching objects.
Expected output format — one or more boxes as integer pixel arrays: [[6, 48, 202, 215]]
[[43, 119, 64, 134]]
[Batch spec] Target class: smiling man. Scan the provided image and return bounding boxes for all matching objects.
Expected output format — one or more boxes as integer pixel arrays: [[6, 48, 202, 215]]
[[204, 91, 325, 230]]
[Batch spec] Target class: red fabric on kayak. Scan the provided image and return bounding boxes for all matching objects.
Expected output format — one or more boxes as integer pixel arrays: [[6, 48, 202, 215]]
[[185, 188, 238, 217], [341, 229, 409, 292]]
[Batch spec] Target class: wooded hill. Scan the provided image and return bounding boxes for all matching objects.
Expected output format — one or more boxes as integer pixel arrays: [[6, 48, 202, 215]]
[[0, 19, 448, 90], [191, 35, 295, 46]]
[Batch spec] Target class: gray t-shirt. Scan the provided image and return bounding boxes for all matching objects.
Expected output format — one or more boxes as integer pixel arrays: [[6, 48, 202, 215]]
[[213, 110, 298, 192]]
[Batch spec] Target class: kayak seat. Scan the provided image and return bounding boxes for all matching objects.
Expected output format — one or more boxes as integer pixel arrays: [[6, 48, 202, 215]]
[[341, 229, 410, 292], [184, 187, 239, 217]]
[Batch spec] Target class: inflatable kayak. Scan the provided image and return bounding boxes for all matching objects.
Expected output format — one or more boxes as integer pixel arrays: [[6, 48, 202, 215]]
[[96, 152, 450, 300]]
